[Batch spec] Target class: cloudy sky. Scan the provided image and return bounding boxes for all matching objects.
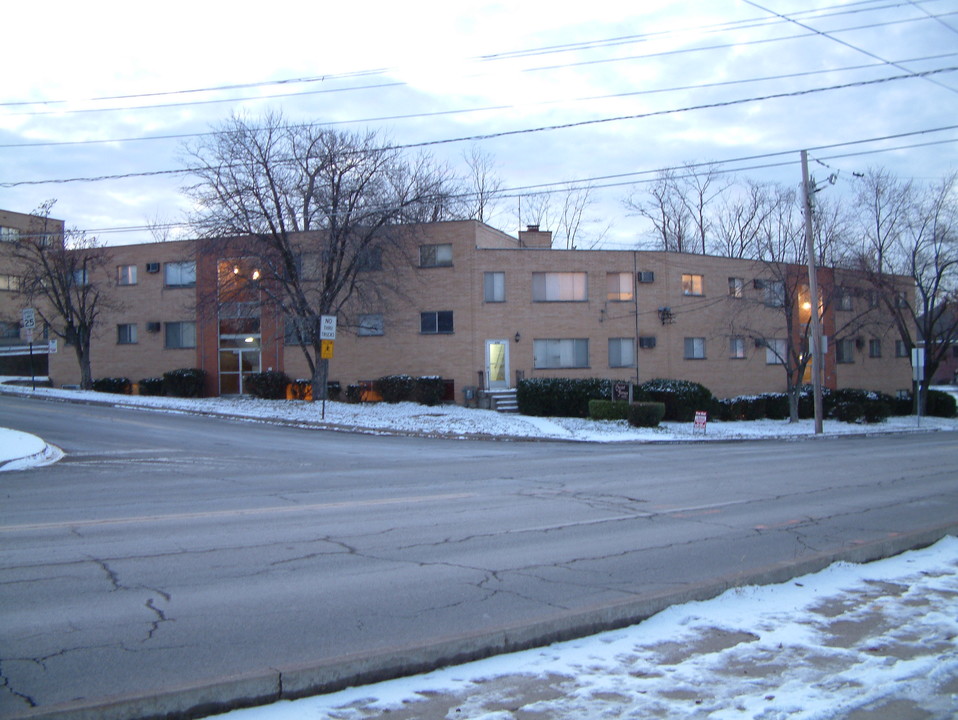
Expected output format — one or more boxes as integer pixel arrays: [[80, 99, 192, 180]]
[[2, 0, 956, 247]]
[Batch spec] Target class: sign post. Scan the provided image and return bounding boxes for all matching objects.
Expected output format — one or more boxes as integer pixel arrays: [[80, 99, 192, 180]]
[[22, 309, 36, 390], [912, 347, 926, 426], [319, 316, 337, 419]]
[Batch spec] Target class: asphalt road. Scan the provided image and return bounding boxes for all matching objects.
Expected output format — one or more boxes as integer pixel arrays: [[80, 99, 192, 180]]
[[1, 395, 957, 719]]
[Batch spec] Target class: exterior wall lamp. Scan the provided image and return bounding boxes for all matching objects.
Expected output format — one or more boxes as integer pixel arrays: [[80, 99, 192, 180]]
[[514, 332, 521, 343]]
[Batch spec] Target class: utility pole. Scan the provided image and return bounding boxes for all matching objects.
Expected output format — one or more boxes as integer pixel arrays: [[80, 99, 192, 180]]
[[801, 150, 824, 435]]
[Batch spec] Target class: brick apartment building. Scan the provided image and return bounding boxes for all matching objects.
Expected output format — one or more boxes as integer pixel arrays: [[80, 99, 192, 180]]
[[3, 213, 914, 402], [0, 208, 65, 376]]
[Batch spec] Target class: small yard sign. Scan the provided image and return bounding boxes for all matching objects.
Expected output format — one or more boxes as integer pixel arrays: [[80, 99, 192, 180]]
[[694, 410, 708, 433]]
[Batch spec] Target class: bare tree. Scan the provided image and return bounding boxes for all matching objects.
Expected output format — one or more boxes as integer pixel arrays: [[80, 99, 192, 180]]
[[516, 184, 610, 249], [625, 168, 692, 252], [182, 111, 464, 400], [714, 180, 776, 259], [14, 200, 115, 389], [856, 171, 958, 411], [463, 145, 502, 224]]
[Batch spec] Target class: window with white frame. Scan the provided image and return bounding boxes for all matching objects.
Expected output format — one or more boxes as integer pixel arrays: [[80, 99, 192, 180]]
[[728, 277, 745, 298], [532, 272, 587, 302], [683, 337, 706, 359], [836, 338, 855, 363], [765, 338, 786, 364], [117, 264, 137, 286], [682, 273, 704, 296], [607, 272, 633, 302], [117, 323, 137, 344], [483, 272, 505, 302], [608, 338, 635, 368], [0, 274, 20, 292], [730, 336, 746, 359], [419, 243, 453, 268], [534, 338, 589, 368], [765, 280, 785, 307], [0, 226, 20, 242], [165, 321, 196, 349], [164, 261, 196, 287], [420, 311, 453, 334], [357, 313, 384, 336], [869, 338, 882, 358]]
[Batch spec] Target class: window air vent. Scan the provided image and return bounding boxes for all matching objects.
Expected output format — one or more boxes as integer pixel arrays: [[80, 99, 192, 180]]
[[146, 262, 160, 273], [146, 322, 161, 333], [753, 279, 765, 289], [638, 336, 656, 349], [637, 271, 655, 284]]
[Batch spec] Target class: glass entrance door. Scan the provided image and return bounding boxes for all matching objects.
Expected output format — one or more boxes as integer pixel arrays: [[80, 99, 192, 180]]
[[219, 340, 261, 395], [485, 339, 509, 390]]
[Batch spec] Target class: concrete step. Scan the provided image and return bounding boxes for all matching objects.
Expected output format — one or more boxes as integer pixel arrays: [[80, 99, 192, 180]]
[[486, 389, 519, 413]]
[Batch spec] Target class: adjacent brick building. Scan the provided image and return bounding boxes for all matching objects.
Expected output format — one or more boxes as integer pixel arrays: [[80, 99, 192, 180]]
[[4, 215, 913, 402]]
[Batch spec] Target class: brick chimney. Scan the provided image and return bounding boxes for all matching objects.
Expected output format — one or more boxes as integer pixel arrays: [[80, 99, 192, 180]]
[[518, 224, 553, 248]]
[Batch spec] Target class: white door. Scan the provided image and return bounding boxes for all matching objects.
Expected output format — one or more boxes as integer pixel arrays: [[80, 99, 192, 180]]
[[485, 340, 510, 390]]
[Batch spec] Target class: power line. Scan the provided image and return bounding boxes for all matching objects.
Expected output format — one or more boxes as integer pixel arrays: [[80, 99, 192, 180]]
[[5, 52, 955, 151], [0, 0, 922, 110], [4, 67, 954, 189]]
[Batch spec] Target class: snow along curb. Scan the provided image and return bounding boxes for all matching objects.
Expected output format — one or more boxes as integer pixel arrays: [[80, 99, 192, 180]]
[[14, 520, 958, 720]]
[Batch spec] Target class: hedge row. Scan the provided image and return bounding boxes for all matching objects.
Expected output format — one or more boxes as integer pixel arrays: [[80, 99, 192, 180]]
[[373, 375, 445, 406], [92, 368, 207, 398]]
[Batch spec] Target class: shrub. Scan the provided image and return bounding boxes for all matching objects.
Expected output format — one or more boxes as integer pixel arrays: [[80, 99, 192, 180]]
[[375, 375, 416, 403], [413, 376, 445, 406], [517, 378, 613, 417], [635, 379, 713, 422], [628, 402, 666, 427], [92, 377, 132, 394], [244, 370, 291, 400], [926, 389, 957, 418], [828, 388, 895, 423], [163, 368, 206, 398], [834, 401, 865, 423], [588, 399, 630, 421], [345, 384, 363, 403], [137, 377, 165, 396]]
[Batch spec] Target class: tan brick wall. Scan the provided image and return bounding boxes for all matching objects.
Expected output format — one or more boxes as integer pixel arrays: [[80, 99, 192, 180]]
[[27, 219, 914, 401]]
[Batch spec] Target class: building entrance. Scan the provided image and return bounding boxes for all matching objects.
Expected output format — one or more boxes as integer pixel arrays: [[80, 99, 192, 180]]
[[485, 339, 510, 390], [219, 341, 261, 395]]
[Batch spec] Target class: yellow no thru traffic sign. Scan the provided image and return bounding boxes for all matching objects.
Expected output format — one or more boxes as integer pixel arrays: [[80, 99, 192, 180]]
[[321, 340, 334, 359]]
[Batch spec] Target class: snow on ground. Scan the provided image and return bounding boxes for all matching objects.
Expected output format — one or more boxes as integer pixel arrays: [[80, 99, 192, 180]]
[[219, 537, 958, 720], [1, 379, 957, 444]]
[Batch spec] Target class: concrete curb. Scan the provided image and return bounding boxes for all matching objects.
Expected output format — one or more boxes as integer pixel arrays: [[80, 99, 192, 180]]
[[14, 521, 958, 720]]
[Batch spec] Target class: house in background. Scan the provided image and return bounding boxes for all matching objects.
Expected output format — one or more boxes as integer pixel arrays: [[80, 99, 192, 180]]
[[3, 213, 911, 403], [0, 209, 64, 377]]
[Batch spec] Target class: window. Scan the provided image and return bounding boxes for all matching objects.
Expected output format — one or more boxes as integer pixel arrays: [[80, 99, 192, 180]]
[[869, 339, 882, 358], [357, 313, 384, 336], [730, 336, 746, 359], [895, 340, 909, 358], [484, 272, 505, 302], [534, 339, 589, 369], [0, 321, 20, 339], [607, 272, 633, 302], [117, 323, 137, 345], [532, 272, 587, 302], [894, 291, 908, 309], [117, 265, 137, 286], [684, 337, 706, 359], [0, 274, 20, 292], [357, 246, 383, 272], [765, 280, 785, 307], [608, 338, 635, 368], [837, 287, 853, 311], [765, 338, 786, 365], [0, 226, 20, 242], [867, 290, 880, 308], [165, 321, 196, 349], [728, 277, 745, 298], [164, 261, 196, 287], [419, 243, 452, 268], [682, 273, 704, 296], [72, 268, 89, 286], [836, 338, 855, 364], [420, 311, 453, 334]]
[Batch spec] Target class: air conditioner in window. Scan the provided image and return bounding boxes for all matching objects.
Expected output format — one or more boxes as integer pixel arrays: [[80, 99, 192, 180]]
[[638, 336, 656, 349], [637, 271, 655, 283], [754, 338, 766, 348], [753, 279, 765, 289], [146, 322, 161, 333], [146, 262, 160, 273]]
